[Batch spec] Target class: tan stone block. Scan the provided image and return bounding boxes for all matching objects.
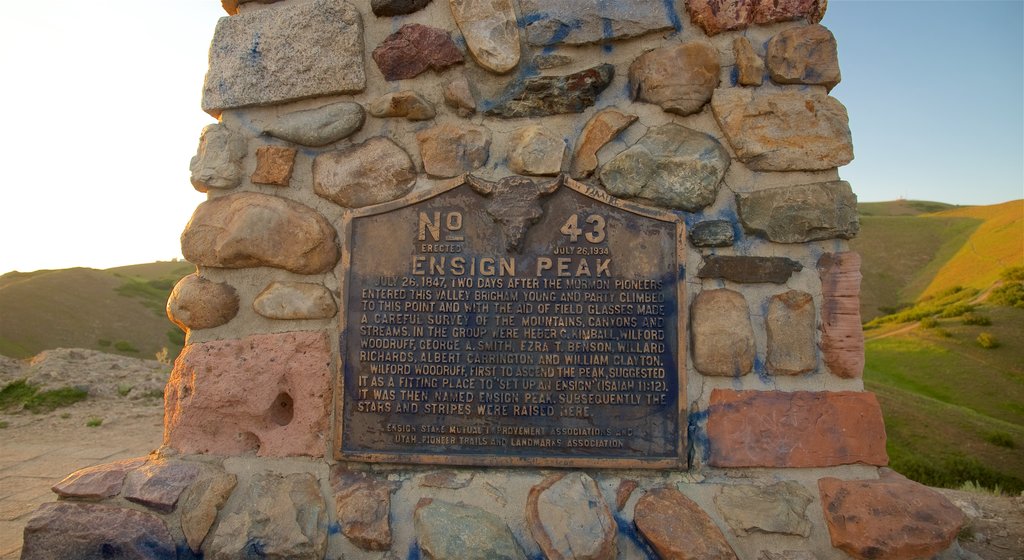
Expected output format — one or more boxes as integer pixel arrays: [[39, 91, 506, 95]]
[[629, 42, 720, 116], [706, 389, 889, 468], [166, 274, 239, 331], [766, 24, 841, 90], [416, 123, 491, 178], [711, 89, 853, 172], [527, 473, 616, 560], [181, 193, 339, 274], [691, 289, 755, 376], [766, 290, 816, 375], [570, 108, 637, 178], [733, 37, 764, 86], [251, 145, 296, 187], [508, 125, 565, 176], [449, 0, 520, 73], [313, 137, 417, 208]]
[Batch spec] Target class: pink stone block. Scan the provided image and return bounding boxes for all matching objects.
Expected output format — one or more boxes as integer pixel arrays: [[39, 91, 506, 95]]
[[163, 331, 333, 457]]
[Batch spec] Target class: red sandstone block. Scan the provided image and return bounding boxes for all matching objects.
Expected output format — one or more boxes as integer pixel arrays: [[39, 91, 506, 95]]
[[818, 252, 865, 379], [819, 469, 965, 560], [163, 331, 333, 457], [706, 389, 888, 468]]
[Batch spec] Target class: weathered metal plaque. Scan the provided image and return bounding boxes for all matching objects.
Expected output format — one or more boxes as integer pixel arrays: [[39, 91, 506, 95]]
[[336, 176, 686, 468]]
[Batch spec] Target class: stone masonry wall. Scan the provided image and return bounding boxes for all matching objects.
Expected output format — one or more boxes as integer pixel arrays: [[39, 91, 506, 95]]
[[21, 1, 969, 559]]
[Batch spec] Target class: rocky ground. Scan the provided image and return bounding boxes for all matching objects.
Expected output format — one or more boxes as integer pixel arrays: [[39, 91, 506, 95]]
[[1, 350, 1022, 559]]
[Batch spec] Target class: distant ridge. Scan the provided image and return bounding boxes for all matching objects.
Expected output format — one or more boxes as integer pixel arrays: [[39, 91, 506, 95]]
[[851, 199, 1023, 320], [0, 261, 193, 359]]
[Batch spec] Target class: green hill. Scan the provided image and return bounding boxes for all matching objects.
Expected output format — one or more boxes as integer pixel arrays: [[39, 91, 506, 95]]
[[0, 261, 193, 360], [854, 199, 1024, 493], [865, 304, 1024, 493], [851, 199, 1023, 321]]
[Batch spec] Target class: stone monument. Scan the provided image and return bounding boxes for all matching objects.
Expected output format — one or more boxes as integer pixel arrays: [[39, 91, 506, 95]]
[[21, 0, 968, 558]]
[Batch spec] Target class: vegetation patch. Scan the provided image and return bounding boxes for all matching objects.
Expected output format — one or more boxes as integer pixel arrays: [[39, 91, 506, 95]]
[[115, 276, 178, 316], [114, 340, 139, 353], [86, 417, 103, 428], [24, 387, 89, 413], [976, 332, 1000, 349], [864, 286, 979, 328], [888, 450, 1022, 495], [985, 432, 1016, 449], [1, 379, 89, 413], [0, 379, 37, 410], [960, 313, 991, 326]]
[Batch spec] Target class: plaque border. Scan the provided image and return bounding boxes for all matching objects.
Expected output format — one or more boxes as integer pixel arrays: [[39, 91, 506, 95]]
[[333, 175, 688, 469]]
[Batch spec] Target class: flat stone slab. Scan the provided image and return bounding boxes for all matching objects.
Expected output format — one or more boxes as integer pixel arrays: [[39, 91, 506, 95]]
[[706, 389, 888, 468], [520, 0, 677, 46], [415, 499, 527, 559], [21, 502, 175, 560], [202, 0, 365, 115], [634, 487, 738, 560], [50, 457, 148, 500], [697, 255, 802, 284], [122, 460, 201, 513], [484, 64, 614, 118], [527, 473, 617, 560], [736, 181, 859, 243], [819, 470, 965, 560], [712, 89, 853, 171]]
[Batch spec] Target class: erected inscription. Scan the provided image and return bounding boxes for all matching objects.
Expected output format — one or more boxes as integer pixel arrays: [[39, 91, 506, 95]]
[[338, 177, 685, 467]]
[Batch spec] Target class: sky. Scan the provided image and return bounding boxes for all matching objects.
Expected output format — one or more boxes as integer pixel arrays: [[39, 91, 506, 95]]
[[0, 0, 1021, 273]]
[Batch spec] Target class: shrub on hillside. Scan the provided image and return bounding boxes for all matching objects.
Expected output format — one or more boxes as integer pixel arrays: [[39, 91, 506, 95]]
[[865, 286, 979, 327], [960, 313, 992, 326], [939, 302, 974, 318], [976, 332, 1000, 349], [1001, 265, 1024, 282], [986, 432, 1016, 449], [989, 282, 1024, 308], [920, 317, 939, 328], [114, 341, 138, 353], [889, 451, 1023, 494]]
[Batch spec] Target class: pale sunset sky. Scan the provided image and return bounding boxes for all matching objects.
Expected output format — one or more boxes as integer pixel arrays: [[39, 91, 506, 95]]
[[0, 0, 1021, 273]]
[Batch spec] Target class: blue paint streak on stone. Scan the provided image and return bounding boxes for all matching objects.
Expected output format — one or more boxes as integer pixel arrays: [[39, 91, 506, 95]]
[[176, 543, 203, 560], [729, 66, 739, 86], [407, 540, 422, 560], [247, 33, 262, 64], [688, 408, 710, 465], [329, 521, 342, 535], [519, 11, 548, 27], [242, 538, 267, 559], [754, 355, 773, 385], [601, 17, 615, 53], [614, 514, 660, 559], [663, 0, 684, 32]]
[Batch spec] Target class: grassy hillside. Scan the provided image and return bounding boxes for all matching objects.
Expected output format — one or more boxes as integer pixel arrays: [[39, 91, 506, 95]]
[[0, 261, 193, 360], [920, 200, 1024, 299], [855, 199, 1023, 492], [852, 199, 1023, 321], [865, 304, 1024, 492]]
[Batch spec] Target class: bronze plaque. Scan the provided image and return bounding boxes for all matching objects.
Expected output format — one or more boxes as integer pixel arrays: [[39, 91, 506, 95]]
[[336, 176, 686, 468]]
